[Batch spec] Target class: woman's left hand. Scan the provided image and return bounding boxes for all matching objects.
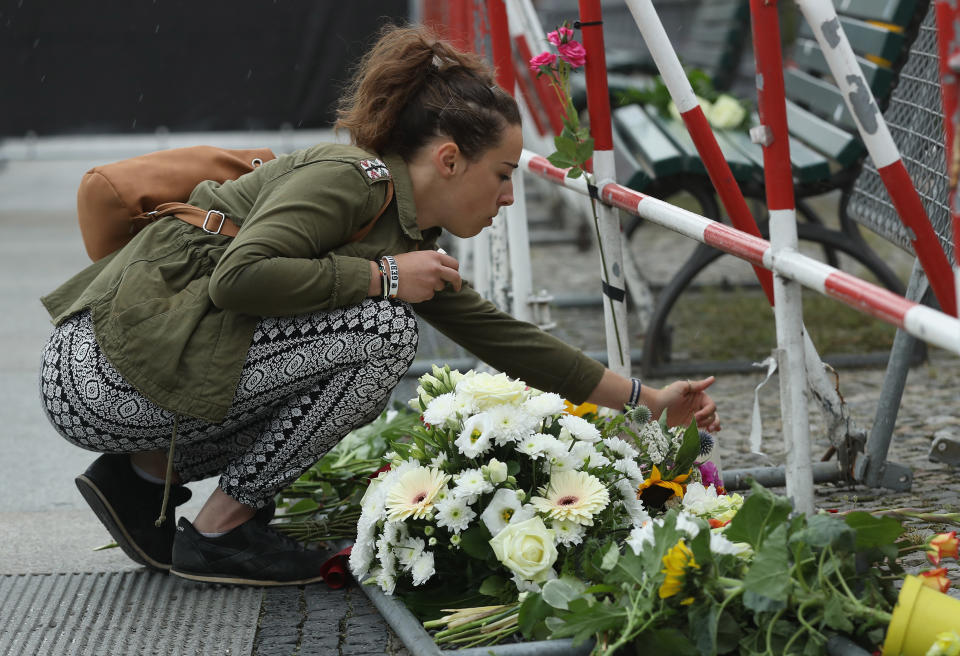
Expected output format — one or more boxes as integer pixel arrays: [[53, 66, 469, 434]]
[[652, 376, 720, 432]]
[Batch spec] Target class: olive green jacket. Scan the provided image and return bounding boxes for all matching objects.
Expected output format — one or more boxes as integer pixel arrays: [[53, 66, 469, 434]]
[[42, 143, 605, 422]]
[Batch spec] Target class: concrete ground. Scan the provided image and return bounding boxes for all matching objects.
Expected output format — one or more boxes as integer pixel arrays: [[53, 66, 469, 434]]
[[1, 130, 958, 655]]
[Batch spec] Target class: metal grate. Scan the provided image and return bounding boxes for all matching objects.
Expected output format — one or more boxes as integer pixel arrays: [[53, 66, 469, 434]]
[[848, 6, 956, 265], [0, 571, 260, 656]]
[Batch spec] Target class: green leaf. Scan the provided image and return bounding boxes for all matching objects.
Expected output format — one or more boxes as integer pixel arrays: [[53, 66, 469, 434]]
[[600, 541, 620, 571], [554, 132, 578, 158], [666, 419, 701, 478], [716, 610, 743, 654], [844, 511, 905, 550], [549, 597, 624, 645], [566, 167, 584, 179], [541, 575, 586, 610], [743, 589, 786, 613], [518, 592, 552, 638], [574, 136, 595, 164], [823, 595, 855, 633], [459, 524, 493, 560], [546, 152, 576, 169], [478, 574, 508, 598], [287, 498, 319, 514], [743, 524, 790, 603], [646, 628, 699, 653], [791, 513, 855, 550], [724, 480, 792, 550], [688, 602, 719, 656]]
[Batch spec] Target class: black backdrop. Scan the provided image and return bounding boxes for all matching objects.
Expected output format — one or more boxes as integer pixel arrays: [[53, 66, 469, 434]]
[[0, 1, 408, 136]]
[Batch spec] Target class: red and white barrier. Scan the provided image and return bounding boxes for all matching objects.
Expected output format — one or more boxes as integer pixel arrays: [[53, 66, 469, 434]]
[[796, 0, 957, 318], [935, 0, 960, 318], [523, 150, 960, 355]]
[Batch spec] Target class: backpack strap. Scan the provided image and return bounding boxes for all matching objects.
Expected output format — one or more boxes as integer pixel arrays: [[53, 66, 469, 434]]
[[148, 179, 395, 242]]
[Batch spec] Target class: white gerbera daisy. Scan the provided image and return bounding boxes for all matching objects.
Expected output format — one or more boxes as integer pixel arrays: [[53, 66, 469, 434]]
[[422, 392, 460, 427], [558, 414, 601, 442], [384, 466, 450, 521], [522, 392, 566, 418], [434, 495, 476, 534], [455, 413, 493, 458], [410, 551, 436, 585], [486, 404, 538, 446], [551, 519, 587, 547], [452, 467, 494, 500], [530, 470, 610, 525]]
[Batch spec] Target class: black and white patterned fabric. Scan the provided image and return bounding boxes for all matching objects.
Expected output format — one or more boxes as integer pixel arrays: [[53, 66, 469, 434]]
[[39, 300, 418, 508]]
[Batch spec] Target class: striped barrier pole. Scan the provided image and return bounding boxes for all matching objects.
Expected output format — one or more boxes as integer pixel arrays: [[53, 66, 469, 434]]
[[486, 0, 535, 324], [795, 0, 957, 318], [578, 0, 631, 375], [935, 0, 960, 316], [750, 0, 813, 514], [522, 150, 960, 355], [623, 0, 775, 305]]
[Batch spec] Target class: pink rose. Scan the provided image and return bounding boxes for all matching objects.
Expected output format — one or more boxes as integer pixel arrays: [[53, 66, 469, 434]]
[[529, 51, 557, 74], [547, 26, 574, 46], [557, 41, 586, 68]]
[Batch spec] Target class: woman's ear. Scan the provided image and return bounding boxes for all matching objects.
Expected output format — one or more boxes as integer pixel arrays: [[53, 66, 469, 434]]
[[432, 141, 461, 178]]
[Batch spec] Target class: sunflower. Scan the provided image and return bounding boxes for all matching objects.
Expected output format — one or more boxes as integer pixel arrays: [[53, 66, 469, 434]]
[[385, 467, 450, 521], [658, 538, 699, 601], [530, 470, 610, 525]]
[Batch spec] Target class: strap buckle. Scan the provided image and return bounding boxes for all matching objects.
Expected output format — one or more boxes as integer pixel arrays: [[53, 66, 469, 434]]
[[202, 210, 227, 235]]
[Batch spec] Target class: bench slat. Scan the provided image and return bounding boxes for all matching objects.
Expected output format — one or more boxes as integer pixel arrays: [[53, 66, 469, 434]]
[[833, 0, 917, 25], [785, 68, 856, 131], [613, 105, 686, 180], [717, 128, 832, 185], [649, 112, 758, 181], [792, 37, 892, 94], [785, 100, 864, 167], [797, 15, 905, 63]]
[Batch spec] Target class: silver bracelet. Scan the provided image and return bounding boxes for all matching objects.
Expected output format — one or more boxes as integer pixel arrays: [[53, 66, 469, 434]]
[[377, 259, 389, 299], [383, 255, 399, 299]]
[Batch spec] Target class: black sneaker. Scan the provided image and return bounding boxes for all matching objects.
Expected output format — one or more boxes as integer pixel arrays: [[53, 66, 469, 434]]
[[170, 515, 325, 586], [75, 453, 192, 571]]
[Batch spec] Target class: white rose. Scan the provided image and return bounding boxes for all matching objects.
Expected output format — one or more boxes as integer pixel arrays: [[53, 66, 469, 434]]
[[484, 458, 509, 484], [456, 371, 528, 410], [488, 517, 558, 582], [707, 94, 746, 129]]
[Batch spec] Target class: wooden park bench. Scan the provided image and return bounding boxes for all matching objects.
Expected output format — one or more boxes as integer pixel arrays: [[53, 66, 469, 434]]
[[607, 0, 930, 374]]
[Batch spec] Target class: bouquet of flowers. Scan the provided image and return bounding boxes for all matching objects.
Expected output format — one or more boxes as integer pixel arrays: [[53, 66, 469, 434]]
[[348, 365, 715, 609]]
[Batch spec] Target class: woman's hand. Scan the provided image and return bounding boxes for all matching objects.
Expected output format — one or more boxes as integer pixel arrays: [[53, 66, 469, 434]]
[[650, 376, 720, 432], [391, 250, 462, 302]]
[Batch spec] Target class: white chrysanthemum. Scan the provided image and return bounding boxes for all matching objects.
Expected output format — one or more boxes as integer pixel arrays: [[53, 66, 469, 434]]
[[422, 392, 460, 427], [683, 483, 744, 523], [546, 451, 579, 473], [375, 567, 397, 595], [530, 470, 610, 525], [558, 414, 601, 442], [542, 435, 570, 459], [455, 413, 493, 458], [603, 436, 639, 460], [429, 451, 448, 469], [486, 404, 538, 446], [517, 432, 552, 459], [451, 392, 477, 417], [480, 488, 526, 536], [452, 467, 493, 500], [349, 537, 375, 577], [551, 519, 587, 547], [434, 495, 476, 534], [568, 441, 605, 469], [615, 479, 651, 528], [522, 392, 566, 418], [675, 511, 702, 538], [411, 551, 436, 586], [626, 521, 657, 555], [613, 458, 646, 488], [384, 466, 450, 521], [637, 421, 669, 464], [396, 536, 425, 570]]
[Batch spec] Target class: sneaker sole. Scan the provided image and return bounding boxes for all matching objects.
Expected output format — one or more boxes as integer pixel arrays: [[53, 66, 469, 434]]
[[169, 569, 324, 587], [75, 474, 170, 572]]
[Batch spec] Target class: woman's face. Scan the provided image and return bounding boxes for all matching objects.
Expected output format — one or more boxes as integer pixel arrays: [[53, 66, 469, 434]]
[[442, 124, 523, 238]]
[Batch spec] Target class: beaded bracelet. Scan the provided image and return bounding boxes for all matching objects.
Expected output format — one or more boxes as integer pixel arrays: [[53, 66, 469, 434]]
[[383, 255, 399, 299]]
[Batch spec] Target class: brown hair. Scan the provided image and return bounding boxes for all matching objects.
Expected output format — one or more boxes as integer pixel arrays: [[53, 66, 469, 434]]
[[335, 24, 521, 161]]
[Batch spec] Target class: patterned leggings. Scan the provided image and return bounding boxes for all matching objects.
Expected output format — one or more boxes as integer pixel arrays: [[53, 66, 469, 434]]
[[39, 300, 418, 508]]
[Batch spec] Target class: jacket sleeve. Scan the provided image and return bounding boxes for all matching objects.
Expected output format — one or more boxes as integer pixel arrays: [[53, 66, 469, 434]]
[[208, 161, 387, 316], [413, 283, 606, 403]]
